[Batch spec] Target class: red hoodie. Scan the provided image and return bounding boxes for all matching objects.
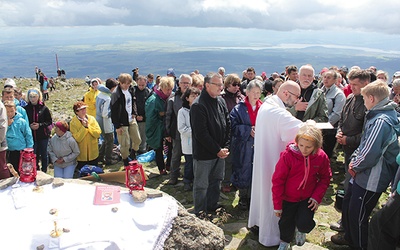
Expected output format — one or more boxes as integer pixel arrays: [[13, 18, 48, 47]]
[[272, 143, 332, 210]]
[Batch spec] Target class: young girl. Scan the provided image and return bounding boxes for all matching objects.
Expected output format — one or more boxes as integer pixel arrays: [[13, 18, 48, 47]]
[[272, 122, 332, 250], [177, 87, 200, 191]]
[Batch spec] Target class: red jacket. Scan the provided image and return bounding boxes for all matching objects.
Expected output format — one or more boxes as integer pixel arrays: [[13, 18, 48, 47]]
[[272, 143, 332, 210]]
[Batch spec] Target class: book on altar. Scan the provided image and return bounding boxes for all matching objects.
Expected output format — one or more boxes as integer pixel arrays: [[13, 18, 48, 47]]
[[94, 185, 121, 205], [315, 122, 334, 130]]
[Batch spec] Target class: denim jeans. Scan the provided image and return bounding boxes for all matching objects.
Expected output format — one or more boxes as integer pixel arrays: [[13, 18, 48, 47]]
[[183, 154, 193, 184], [34, 138, 49, 172], [193, 158, 225, 214], [54, 164, 76, 179]]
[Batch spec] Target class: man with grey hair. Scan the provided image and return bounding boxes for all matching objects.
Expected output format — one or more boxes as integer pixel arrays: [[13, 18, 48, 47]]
[[190, 72, 230, 215], [166, 74, 192, 185], [288, 64, 328, 123]]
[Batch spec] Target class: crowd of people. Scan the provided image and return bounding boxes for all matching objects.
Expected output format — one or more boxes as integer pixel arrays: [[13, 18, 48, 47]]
[[1, 63, 400, 249]]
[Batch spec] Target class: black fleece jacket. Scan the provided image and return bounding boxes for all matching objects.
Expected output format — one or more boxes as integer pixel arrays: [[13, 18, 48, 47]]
[[190, 88, 230, 160], [111, 85, 137, 129]]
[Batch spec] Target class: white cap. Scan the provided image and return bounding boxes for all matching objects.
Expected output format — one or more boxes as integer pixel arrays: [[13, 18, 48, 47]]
[[4, 78, 16, 89]]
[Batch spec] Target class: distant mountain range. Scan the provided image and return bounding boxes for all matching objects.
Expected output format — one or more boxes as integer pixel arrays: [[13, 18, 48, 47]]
[[2, 26, 400, 79], [4, 45, 400, 80]]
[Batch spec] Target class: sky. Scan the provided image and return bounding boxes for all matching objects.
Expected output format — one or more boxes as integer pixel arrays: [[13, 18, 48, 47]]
[[1, 0, 400, 35]]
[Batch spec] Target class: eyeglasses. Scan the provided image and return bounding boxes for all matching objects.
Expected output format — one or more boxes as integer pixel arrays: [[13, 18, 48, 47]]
[[210, 82, 224, 87], [231, 83, 240, 87], [180, 81, 190, 85], [287, 90, 300, 99]]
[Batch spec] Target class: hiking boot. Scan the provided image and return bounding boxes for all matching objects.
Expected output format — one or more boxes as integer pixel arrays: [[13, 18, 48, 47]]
[[166, 178, 178, 185], [123, 158, 130, 166], [183, 183, 192, 192], [159, 169, 167, 175], [249, 226, 259, 236], [129, 150, 136, 160], [277, 241, 290, 250], [238, 198, 249, 211], [330, 220, 344, 232], [331, 233, 350, 245], [295, 228, 306, 246]]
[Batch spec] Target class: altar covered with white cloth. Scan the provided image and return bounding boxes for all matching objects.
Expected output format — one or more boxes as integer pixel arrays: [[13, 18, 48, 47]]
[[0, 181, 178, 250]]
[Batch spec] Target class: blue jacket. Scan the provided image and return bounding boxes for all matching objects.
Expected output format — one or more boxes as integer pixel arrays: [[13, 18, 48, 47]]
[[230, 101, 254, 188], [351, 99, 400, 193], [7, 112, 33, 151]]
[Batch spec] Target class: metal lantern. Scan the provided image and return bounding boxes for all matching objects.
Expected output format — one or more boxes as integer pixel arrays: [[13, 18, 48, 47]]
[[19, 148, 37, 183], [125, 160, 146, 193]]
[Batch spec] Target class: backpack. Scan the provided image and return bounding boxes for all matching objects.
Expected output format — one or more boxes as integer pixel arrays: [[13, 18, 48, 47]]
[[79, 165, 104, 177]]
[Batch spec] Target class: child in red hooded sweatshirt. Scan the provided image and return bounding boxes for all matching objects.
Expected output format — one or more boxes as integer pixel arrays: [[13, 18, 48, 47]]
[[272, 121, 332, 250]]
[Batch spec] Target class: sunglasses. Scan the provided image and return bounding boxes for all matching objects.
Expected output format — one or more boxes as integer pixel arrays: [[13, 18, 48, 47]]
[[231, 83, 240, 87]]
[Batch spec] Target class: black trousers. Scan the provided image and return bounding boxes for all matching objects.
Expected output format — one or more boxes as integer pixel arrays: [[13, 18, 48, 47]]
[[368, 193, 400, 250], [342, 182, 381, 250], [7, 150, 21, 175], [279, 199, 315, 243]]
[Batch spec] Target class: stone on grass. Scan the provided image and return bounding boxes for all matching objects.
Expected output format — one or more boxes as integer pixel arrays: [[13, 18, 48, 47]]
[[163, 208, 225, 250]]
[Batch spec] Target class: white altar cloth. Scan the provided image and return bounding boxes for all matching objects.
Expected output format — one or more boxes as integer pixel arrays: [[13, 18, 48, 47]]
[[0, 182, 178, 250]]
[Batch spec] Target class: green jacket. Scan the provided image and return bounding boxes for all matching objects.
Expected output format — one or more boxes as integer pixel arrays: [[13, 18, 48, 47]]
[[145, 92, 166, 149], [288, 88, 328, 122]]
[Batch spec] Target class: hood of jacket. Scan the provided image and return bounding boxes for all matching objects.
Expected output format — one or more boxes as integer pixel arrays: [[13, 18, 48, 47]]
[[56, 131, 73, 141], [367, 98, 400, 136], [97, 84, 112, 95]]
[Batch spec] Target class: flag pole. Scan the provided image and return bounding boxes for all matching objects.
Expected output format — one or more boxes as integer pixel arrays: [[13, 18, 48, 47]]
[[55, 53, 59, 70]]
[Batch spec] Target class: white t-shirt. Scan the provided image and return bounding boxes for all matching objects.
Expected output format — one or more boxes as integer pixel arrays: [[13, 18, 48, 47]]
[[122, 89, 133, 122]]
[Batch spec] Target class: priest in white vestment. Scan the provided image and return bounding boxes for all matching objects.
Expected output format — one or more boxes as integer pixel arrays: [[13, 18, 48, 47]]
[[248, 81, 303, 247]]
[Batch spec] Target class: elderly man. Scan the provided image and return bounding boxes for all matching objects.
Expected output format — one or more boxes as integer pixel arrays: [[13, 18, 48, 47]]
[[190, 72, 230, 215], [166, 74, 193, 185], [248, 80, 303, 247], [134, 75, 152, 155], [288, 64, 328, 123]]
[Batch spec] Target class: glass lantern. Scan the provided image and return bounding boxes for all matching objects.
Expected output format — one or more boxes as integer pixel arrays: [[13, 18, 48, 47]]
[[19, 148, 37, 183], [125, 160, 146, 193]]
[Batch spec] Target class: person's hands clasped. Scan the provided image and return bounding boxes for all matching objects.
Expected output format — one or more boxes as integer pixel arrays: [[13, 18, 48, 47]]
[[30, 122, 39, 130], [336, 131, 347, 145], [217, 148, 229, 159], [250, 126, 255, 138], [274, 210, 282, 218]]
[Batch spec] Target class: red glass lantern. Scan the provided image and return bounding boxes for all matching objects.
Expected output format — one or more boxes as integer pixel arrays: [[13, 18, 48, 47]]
[[19, 148, 37, 183], [125, 160, 146, 193]]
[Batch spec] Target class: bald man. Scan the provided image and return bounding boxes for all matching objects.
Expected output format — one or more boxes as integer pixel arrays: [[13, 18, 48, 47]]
[[248, 81, 303, 247]]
